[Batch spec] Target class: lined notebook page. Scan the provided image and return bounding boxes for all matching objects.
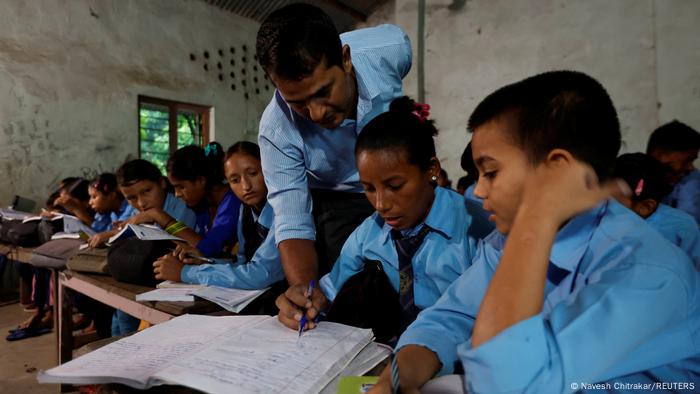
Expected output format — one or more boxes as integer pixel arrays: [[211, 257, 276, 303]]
[[155, 318, 373, 394], [38, 315, 268, 388]]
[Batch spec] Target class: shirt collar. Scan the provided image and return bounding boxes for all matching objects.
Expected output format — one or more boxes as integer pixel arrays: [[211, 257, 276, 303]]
[[379, 187, 457, 245], [548, 201, 608, 272], [258, 201, 274, 229]]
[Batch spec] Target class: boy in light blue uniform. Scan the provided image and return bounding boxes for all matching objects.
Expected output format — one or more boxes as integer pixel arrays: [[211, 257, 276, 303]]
[[614, 153, 700, 270], [647, 120, 700, 225], [277, 97, 491, 340], [646, 204, 700, 269], [369, 71, 700, 393], [112, 159, 197, 335]]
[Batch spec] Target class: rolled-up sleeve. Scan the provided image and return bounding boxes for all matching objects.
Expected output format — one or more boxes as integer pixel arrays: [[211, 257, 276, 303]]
[[259, 119, 315, 244]]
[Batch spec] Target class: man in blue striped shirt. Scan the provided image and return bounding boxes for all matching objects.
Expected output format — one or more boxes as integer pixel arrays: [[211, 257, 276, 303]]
[[255, 4, 412, 296]]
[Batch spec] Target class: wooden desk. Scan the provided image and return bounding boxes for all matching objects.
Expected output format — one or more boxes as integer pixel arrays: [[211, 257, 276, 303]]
[[0, 243, 34, 264], [58, 270, 224, 366]]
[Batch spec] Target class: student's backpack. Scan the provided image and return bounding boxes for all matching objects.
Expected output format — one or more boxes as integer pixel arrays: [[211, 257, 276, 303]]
[[37, 218, 63, 244], [325, 260, 401, 345], [107, 238, 173, 287], [66, 247, 110, 275], [0, 219, 40, 247], [30, 238, 84, 269]]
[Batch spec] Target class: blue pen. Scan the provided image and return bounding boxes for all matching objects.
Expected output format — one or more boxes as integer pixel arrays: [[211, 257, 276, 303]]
[[298, 280, 315, 337]]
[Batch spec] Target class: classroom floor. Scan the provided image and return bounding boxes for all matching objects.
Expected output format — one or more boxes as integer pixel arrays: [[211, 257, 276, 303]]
[[0, 302, 58, 394]]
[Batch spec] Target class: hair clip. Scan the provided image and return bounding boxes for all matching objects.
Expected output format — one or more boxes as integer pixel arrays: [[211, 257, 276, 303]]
[[205, 144, 217, 157], [634, 179, 644, 197], [411, 102, 431, 123]]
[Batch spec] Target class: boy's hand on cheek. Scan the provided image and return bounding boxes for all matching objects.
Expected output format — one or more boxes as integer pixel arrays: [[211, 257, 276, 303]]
[[520, 153, 629, 226]]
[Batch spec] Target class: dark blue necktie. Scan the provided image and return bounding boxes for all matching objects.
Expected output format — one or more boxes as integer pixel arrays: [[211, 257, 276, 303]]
[[243, 221, 269, 262], [391, 225, 431, 333], [547, 262, 571, 286]]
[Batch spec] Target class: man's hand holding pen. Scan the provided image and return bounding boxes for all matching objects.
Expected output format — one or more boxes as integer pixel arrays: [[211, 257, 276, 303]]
[[276, 281, 328, 332]]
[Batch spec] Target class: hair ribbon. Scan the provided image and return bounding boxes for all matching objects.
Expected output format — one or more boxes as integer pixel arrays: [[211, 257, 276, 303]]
[[634, 179, 644, 197], [412, 102, 431, 123]]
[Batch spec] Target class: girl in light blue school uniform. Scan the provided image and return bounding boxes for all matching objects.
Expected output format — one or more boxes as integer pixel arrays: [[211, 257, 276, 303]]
[[614, 153, 700, 270], [275, 97, 492, 340], [154, 142, 285, 312], [369, 71, 700, 394]]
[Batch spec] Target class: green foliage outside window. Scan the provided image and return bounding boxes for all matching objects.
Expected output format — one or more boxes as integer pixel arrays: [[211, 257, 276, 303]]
[[139, 103, 204, 174]]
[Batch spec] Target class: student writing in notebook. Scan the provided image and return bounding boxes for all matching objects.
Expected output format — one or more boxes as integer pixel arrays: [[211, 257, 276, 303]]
[[110, 159, 197, 335], [613, 153, 700, 270], [165, 142, 241, 257], [369, 71, 700, 393], [154, 142, 285, 312], [276, 97, 492, 342]]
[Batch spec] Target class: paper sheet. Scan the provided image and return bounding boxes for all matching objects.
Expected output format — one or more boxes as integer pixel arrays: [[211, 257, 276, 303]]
[[190, 286, 268, 313], [135, 288, 196, 302], [154, 318, 373, 394], [38, 315, 267, 388]]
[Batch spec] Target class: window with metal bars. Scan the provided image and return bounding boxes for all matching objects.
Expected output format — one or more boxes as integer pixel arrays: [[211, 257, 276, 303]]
[[138, 96, 210, 174]]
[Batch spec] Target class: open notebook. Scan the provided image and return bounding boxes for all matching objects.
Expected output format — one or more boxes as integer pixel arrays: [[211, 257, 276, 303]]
[[108, 223, 183, 244], [38, 314, 377, 394]]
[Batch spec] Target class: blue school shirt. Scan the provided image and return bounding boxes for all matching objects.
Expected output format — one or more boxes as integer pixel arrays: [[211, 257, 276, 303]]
[[162, 193, 197, 230], [647, 203, 700, 270], [180, 202, 283, 290], [194, 189, 240, 257], [91, 214, 112, 233], [258, 24, 412, 244], [110, 200, 136, 223], [320, 187, 479, 309], [92, 200, 136, 233], [397, 200, 700, 393], [664, 169, 700, 225]]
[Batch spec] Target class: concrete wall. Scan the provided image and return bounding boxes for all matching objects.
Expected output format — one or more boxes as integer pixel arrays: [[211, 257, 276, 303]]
[[0, 0, 268, 208], [365, 0, 700, 182]]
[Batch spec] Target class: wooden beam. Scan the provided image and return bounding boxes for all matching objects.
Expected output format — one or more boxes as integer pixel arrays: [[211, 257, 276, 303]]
[[317, 0, 367, 22]]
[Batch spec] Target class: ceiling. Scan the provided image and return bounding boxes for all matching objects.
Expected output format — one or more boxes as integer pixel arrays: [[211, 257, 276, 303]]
[[201, 0, 390, 32]]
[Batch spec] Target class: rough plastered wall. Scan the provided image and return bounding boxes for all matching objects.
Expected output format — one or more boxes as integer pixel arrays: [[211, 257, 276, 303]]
[[0, 0, 268, 208], [365, 0, 700, 182]]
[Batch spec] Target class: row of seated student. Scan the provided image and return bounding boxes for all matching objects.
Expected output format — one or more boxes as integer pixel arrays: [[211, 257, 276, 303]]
[[6, 83, 699, 391], [150, 75, 698, 391], [9, 177, 93, 340]]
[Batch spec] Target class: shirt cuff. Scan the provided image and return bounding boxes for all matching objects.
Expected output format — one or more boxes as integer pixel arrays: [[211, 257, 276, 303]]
[[274, 213, 316, 244], [319, 275, 337, 302], [396, 327, 457, 376], [180, 265, 197, 284], [459, 314, 548, 393]]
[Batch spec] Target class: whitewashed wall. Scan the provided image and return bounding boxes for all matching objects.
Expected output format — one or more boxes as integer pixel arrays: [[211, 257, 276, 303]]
[[0, 0, 269, 207], [364, 0, 700, 181]]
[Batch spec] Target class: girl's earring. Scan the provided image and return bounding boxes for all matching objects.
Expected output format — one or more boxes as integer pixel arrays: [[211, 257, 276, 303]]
[[431, 175, 437, 182]]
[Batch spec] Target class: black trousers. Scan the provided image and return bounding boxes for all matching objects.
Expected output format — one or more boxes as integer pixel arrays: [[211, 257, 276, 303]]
[[310, 189, 374, 277]]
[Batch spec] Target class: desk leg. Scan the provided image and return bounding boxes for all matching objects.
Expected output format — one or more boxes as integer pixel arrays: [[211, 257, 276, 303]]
[[58, 271, 75, 393]]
